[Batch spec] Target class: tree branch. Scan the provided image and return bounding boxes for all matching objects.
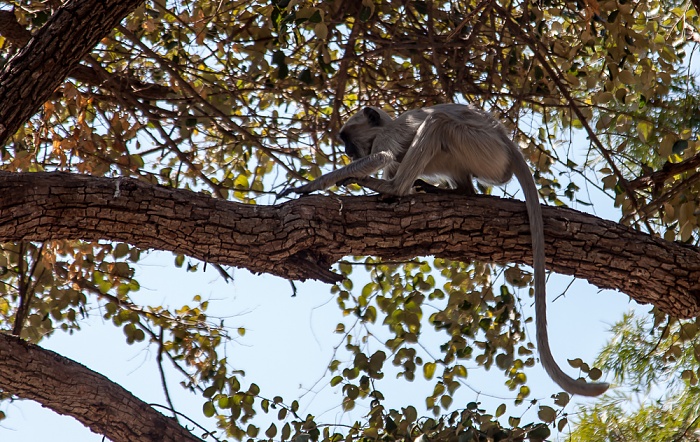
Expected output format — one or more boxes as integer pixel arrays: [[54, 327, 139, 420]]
[[627, 153, 700, 191], [0, 332, 202, 441], [1, 171, 699, 318]]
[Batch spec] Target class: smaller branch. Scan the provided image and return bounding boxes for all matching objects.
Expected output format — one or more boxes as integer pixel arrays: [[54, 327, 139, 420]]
[[329, 11, 361, 131], [628, 170, 700, 222], [627, 153, 700, 190], [446, 0, 493, 41], [642, 316, 670, 360], [157, 327, 179, 422], [149, 404, 222, 442], [427, 1, 452, 98], [149, 119, 226, 199], [11, 242, 28, 336], [83, 56, 227, 198]]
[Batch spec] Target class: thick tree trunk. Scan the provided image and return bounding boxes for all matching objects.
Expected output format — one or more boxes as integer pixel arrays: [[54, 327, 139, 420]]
[[0, 0, 144, 145], [0, 333, 202, 441], [2, 171, 699, 318]]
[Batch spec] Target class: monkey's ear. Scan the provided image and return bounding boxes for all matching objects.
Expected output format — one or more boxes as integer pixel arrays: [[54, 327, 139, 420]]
[[363, 107, 383, 126]]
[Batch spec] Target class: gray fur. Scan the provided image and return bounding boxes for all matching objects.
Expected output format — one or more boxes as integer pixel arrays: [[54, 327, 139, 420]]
[[281, 103, 609, 397]]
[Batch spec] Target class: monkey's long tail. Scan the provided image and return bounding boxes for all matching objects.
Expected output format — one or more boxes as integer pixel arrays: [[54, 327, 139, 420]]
[[512, 155, 609, 397]]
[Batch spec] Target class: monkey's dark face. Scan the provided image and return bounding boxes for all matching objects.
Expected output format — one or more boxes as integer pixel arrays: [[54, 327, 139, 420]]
[[339, 131, 362, 160], [338, 107, 387, 160]]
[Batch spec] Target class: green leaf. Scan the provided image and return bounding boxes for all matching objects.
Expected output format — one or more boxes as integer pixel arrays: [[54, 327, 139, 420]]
[[246, 424, 259, 438], [271, 50, 285, 65], [495, 403, 506, 417], [113, 243, 129, 259], [568, 358, 583, 368], [203, 386, 217, 398], [203, 401, 215, 417], [618, 69, 636, 85]]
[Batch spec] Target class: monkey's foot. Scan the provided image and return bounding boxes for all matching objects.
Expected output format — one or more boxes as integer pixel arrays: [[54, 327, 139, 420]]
[[413, 179, 447, 193], [412, 179, 476, 196]]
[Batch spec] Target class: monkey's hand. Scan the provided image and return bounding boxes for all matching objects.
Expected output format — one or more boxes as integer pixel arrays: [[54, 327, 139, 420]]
[[278, 184, 315, 198], [279, 176, 363, 198]]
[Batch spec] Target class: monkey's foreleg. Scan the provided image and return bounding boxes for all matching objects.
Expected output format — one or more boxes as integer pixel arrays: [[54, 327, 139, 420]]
[[339, 176, 394, 194], [279, 151, 396, 197]]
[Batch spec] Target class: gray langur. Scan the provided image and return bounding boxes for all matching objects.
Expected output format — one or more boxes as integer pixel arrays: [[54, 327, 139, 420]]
[[281, 103, 609, 397]]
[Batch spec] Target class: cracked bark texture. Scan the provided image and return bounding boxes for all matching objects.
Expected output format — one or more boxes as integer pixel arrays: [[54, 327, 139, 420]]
[[0, 333, 202, 441], [0, 0, 144, 145], [2, 171, 700, 318]]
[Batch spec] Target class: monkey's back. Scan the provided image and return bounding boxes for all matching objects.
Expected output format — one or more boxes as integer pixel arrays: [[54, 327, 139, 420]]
[[394, 104, 515, 185]]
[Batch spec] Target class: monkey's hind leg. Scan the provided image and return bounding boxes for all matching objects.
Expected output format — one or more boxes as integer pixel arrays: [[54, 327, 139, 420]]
[[387, 112, 458, 196], [453, 176, 477, 196]]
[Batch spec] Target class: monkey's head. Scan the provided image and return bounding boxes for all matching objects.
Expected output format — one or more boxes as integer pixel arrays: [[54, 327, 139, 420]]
[[338, 107, 392, 160]]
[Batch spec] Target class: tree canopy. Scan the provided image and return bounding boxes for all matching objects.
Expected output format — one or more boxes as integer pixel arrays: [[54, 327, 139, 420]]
[[1, 0, 700, 440]]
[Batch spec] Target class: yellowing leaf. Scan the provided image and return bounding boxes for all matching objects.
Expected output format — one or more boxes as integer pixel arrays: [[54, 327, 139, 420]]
[[660, 136, 675, 157], [637, 121, 652, 143], [423, 362, 436, 380]]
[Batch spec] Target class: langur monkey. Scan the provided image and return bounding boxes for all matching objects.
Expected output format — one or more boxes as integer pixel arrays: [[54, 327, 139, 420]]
[[281, 103, 609, 397]]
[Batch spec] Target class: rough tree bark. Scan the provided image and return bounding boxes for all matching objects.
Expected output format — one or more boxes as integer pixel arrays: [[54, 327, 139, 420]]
[[2, 171, 699, 318], [0, 0, 144, 145], [0, 333, 203, 442]]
